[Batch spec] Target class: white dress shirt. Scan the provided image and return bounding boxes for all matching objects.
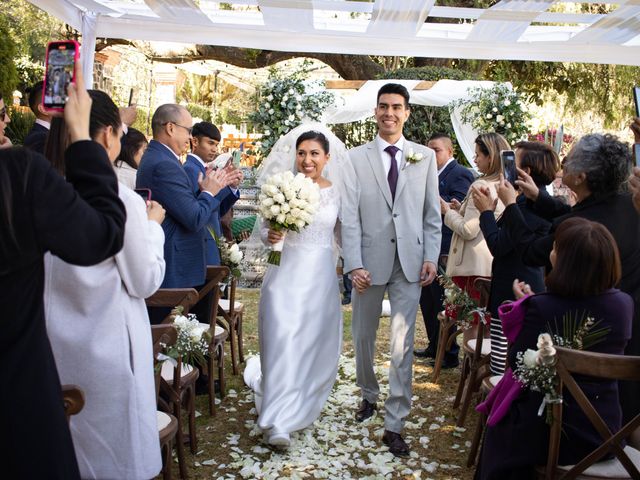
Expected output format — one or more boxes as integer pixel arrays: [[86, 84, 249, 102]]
[[376, 134, 405, 174], [437, 158, 455, 176]]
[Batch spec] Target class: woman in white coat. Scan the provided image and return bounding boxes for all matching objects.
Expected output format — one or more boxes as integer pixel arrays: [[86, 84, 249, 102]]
[[441, 133, 508, 301], [44, 91, 166, 480]]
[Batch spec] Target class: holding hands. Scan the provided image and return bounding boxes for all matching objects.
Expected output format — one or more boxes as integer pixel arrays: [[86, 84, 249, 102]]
[[350, 268, 372, 293]]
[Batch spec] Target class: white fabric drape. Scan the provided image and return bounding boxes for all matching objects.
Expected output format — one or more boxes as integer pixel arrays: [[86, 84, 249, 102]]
[[80, 11, 98, 88], [323, 79, 503, 169]]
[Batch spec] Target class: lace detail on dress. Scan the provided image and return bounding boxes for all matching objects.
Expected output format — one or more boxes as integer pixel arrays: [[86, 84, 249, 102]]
[[285, 186, 339, 249]]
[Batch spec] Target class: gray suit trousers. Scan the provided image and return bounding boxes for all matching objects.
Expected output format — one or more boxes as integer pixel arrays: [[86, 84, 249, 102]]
[[351, 253, 421, 433]]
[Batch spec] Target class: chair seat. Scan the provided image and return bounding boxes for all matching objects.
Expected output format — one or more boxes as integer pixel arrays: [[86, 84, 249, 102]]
[[157, 410, 172, 431], [161, 361, 195, 381], [488, 375, 503, 387], [557, 445, 640, 479], [466, 338, 491, 356], [198, 323, 225, 337], [219, 298, 244, 313]]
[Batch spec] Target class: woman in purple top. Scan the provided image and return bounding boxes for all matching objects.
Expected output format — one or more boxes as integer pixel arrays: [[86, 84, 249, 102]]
[[475, 217, 633, 480]]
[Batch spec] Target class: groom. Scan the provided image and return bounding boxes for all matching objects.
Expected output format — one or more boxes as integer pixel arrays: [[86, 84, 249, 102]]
[[342, 83, 441, 457]]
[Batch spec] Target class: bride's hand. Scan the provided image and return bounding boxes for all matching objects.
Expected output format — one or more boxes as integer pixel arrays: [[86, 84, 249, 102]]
[[267, 229, 285, 244]]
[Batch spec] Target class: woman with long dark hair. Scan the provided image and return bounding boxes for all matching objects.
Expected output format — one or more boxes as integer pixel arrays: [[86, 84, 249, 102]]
[[43, 90, 166, 479], [115, 127, 148, 189], [0, 68, 126, 479]]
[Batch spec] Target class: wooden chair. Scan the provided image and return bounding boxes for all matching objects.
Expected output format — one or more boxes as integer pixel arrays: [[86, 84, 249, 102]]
[[432, 310, 462, 383], [196, 266, 231, 415], [146, 289, 199, 479], [452, 278, 492, 427], [152, 325, 179, 480], [218, 274, 245, 374], [61, 385, 85, 422], [466, 373, 504, 467], [539, 347, 640, 480]]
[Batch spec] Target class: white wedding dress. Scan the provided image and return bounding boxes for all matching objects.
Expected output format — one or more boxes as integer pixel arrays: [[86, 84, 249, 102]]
[[245, 185, 343, 444]]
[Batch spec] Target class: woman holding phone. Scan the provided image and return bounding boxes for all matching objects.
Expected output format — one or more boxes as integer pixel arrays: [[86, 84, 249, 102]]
[[0, 67, 126, 479], [441, 132, 508, 301], [43, 91, 166, 479]]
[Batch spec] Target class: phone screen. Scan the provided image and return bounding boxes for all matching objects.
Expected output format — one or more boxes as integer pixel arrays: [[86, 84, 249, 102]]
[[134, 188, 151, 202], [635, 144, 640, 168], [501, 150, 517, 186], [634, 86, 640, 118], [232, 150, 241, 167], [43, 41, 77, 110]]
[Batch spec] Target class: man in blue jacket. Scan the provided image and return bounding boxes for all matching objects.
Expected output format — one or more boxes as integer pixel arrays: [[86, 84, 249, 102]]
[[183, 122, 242, 266], [136, 104, 231, 323], [414, 133, 474, 368]]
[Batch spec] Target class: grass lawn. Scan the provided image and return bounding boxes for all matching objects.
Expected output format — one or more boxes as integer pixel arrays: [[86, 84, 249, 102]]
[[160, 288, 478, 479]]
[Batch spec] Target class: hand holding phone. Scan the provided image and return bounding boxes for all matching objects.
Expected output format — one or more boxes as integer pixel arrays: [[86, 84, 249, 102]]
[[43, 40, 80, 112], [232, 150, 242, 167], [134, 188, 152, 203], [500, 150, 517, 186]]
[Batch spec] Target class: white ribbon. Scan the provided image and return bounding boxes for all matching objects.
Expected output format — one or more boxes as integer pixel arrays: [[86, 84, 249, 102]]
[[537, 393, 563, 417]]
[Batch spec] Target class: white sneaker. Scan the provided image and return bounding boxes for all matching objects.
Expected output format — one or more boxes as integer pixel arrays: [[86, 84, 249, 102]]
[[268, 432, 291, 448]]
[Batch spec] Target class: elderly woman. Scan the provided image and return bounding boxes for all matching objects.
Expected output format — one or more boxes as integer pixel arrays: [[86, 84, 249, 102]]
[[497, 133, 640, 424], [475, 217, 633, 480], [442, 132, 508, 299]]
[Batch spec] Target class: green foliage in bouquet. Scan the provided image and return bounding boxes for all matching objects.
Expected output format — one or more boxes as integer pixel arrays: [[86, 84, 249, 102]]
[[249, 60, 334, 165], [451, 83, 530, 146], [438, 271, 489, 330]]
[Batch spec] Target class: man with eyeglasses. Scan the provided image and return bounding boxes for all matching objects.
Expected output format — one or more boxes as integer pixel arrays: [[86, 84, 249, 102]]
[[137, 103, 232, 324]]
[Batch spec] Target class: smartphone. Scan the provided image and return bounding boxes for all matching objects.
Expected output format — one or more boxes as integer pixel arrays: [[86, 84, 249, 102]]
[[501, 150, 517, 186], [43, 40, 80, 111], [134, 188, 151, 202], [634, 86, 640, 118], [128, 88, 138, 106], [212, 152, 232, 170], [635, 144, 640, 168], [232, 150, 241, 167]]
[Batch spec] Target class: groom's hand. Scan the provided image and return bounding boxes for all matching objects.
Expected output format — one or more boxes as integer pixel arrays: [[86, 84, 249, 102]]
[[420, 261, 437, 286], [350, 268, 371, 294]]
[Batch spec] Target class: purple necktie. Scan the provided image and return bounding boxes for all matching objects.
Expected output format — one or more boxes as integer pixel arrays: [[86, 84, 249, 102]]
[[385, 145, 400, 200]]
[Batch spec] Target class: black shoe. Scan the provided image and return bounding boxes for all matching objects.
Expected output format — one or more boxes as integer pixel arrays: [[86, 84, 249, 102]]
[[355, 399, 377, 422], [382, 430, 410, 457], [427, 357, 459, 370], [342, 295, 351, 305], [413, 348, 436, 359]]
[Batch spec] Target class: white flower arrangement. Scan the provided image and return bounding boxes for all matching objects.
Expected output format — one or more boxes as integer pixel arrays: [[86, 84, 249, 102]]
[[406, 148, 424, 164], [159, 307, 210, 368], [258, 170, 320, 265], [206, 227, 244, 278]]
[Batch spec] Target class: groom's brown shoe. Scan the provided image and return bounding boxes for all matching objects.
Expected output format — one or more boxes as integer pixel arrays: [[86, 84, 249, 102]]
[[382, 430, 410, 457], [355, 399, 377, 422]]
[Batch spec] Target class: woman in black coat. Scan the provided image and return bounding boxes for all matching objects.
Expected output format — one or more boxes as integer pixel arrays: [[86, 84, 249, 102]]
[[475, 217, 633, 480], [497, 133, 640, 423], [0, 73, 126, 478]]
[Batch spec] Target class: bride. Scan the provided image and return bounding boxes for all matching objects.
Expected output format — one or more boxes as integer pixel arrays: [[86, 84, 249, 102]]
[[244, 124, 353, 447]]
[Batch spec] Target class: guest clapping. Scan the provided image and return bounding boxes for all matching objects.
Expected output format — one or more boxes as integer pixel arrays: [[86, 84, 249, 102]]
[[471, 141, 559, 314], [442, 132, 508, 299], [44, 90, 165, 479], [496, 133, 640, 424], [476, 217, 632, 479], [0, 68, 126, 479]]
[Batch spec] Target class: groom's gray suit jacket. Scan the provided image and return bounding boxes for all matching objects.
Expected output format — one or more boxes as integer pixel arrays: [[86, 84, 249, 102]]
[[342, 139, 441, 284]]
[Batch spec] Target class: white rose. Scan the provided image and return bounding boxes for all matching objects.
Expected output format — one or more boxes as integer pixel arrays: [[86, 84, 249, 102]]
[[506, 123, 511, 128], [190, 330, 203, 343], [284, 119, 290, 125], [499, 121, 505, 126], [295, 219, 305, 229], [281, 101, 286, 107], [288, 114, 295, 121], [274, 193, 285, 204], [504, 99, 511, 106], [283, 94, 288, 102], [523, 349, 538, 368], [280, 203, 290, 213], [492, 107, 498, 113], [268, 108, 274, 115], [270, 205, 281, 215], [230, 251, 243, 263], [229, 243, 240, 253], [276, 213, 286, 224], [486, 113, 492, 119], [266, 94, 273, 101], [264, 102, 270, 108], [289, 88, 295, 95], [496, 115, 504, 123], [261, 197, 274, 207], [264, 129, 270, 136]]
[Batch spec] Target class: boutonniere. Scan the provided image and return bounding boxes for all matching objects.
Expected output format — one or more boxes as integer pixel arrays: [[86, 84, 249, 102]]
[[406, 149, 424, 164]]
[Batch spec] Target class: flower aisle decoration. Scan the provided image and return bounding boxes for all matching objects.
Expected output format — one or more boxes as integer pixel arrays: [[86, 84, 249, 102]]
[[258, 170, 320, 265], [450, 84, 531, 145], [438, 272, 490, 330], [249, 60, 334, 164], [157, 306, 211, 369], [514, 312, 609, 423], [207, 227, 244, 279]]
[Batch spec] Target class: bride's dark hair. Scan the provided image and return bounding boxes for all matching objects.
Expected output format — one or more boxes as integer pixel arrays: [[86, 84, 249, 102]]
[[295, 130, 330, 153]]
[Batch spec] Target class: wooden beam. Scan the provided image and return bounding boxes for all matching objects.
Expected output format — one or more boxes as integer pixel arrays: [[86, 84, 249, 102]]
[[325, 80, 436, 90]]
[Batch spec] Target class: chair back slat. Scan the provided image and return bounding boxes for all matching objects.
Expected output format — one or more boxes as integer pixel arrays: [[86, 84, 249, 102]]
[[473, 277, 491, 310], [544, 347, 640, 479], [204, 266, 230, 327], [146, 288, 199, 313], [151, 325, 178, 403]]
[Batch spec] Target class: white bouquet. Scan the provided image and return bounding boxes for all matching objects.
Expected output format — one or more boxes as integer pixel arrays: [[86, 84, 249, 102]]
[[258, 170, 320, 265], [171, 311, 210, 367], [207, 226, 244, 278]]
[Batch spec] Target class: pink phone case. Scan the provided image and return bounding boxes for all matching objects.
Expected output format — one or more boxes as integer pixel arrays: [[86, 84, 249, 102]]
[[42, 40, 80, 112]]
